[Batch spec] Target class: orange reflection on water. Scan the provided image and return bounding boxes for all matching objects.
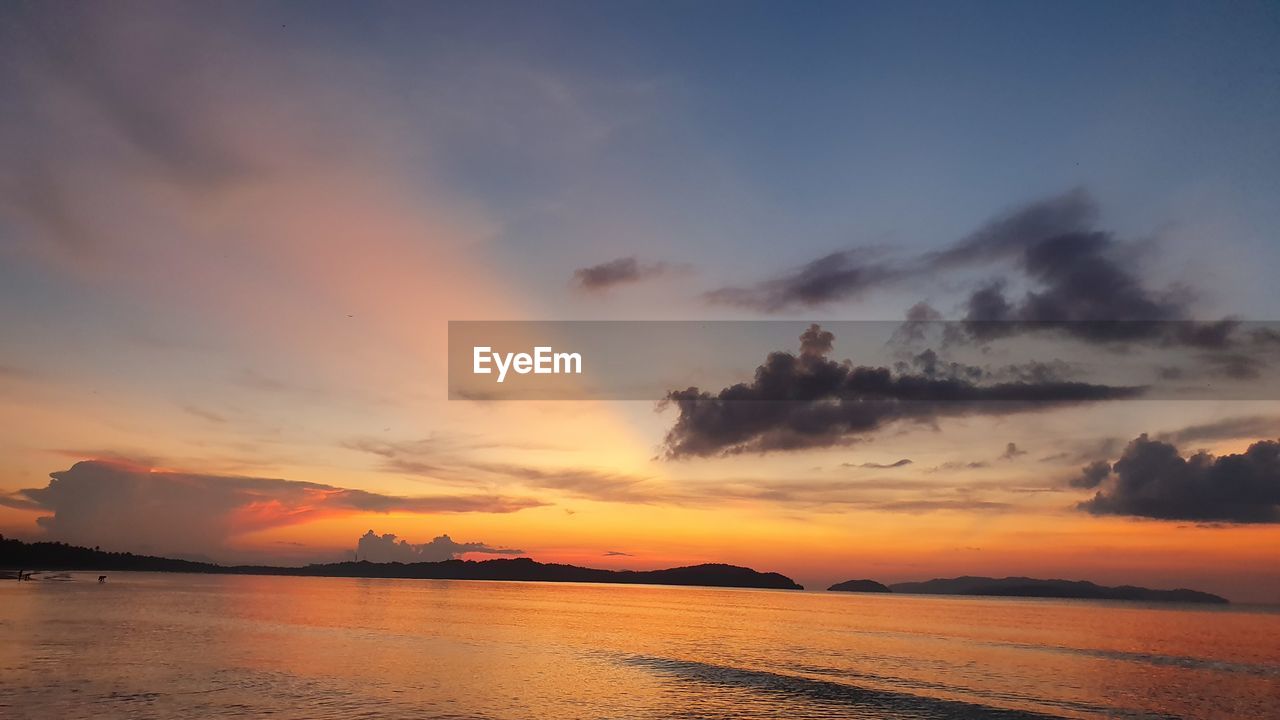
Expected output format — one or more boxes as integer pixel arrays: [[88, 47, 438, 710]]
[[2, 573, 1278, 719]]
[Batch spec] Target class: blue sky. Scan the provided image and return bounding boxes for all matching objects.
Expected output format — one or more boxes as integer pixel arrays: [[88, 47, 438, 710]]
[[284, 0, 1280, 315]]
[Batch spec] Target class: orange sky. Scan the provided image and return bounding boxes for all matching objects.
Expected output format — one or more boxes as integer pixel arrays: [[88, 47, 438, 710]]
[[2, 4, 1279, 604]]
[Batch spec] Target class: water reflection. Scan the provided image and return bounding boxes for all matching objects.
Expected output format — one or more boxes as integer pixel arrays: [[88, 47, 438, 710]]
[[1, 573, 1277, 719]]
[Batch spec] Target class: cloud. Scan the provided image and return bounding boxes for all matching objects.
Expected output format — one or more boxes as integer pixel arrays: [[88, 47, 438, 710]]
[[469, 462, 665, 504], [1196, 351, 1268, 380], [659, 324, 1142, 457], [846, 459, 913, 469], [704, 249, 902, 312], [923, 188, 1098, 268], [952, 212, 1190, 342], [1071, 460, 1113, 489], [930, 461, 990, 472], [355, 530, 522, 563], [927, 190, 1192, 342], [702, 190, 1098, 314], [1078, 435, 1280, 522], [0, 3, 510, 392], [941, 194, 1245, 349], [603, 550, 633, 557], [1037, 436, 1125, 466], [688, 476, 1024, 513], [1000, 442, 1027, 460], [344, 436, 664, 504], [702, 189, 1245, 352], [572, 257, 676, 291], [892, 349, 1074, 386], [0, 460, 544, 558], [1156, 416, 1280, 446]]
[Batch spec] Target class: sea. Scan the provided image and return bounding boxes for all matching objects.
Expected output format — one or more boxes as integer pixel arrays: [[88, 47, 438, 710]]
[[1, 572, 1277, 719]]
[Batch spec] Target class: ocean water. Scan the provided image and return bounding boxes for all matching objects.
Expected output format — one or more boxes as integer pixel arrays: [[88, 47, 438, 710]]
[[1, 573, 1277, 719]]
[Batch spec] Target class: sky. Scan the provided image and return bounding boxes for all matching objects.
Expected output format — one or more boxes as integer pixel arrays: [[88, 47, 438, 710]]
[[1, 1, 1279, 602]]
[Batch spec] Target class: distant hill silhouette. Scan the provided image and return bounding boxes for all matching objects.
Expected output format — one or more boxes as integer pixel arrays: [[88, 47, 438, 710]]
[[0, 536, 802, 590], [886, 576, 1227, 604], [828, 579, 891, 593]]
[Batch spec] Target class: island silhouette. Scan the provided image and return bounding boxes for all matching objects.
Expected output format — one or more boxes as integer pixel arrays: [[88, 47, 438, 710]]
[[2, 537, 1232, 602], [828, 574, 1228, 604], [827, 579, 891, 593], [0, 536, 802, 590]]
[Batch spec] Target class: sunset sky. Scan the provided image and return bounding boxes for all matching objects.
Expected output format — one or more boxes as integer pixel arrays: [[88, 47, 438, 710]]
[[2, 2, 1279, 602]]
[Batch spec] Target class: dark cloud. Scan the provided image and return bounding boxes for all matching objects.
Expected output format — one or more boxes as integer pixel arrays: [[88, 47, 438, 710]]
[[704, 249, 901, 312], [572, 257, 675, 291], [923, 188, 1098, 268], [603, 550, 633, 557], [704, 189, 1246, 354], [942, 194, 1246, 349], [1071, 460, 1113, 489], [893, 349, 1073, 386], [799, 324, 835, 357], [846, 459, 913, 469], [1000, 442, 1027, 460], [703, 190, 1095, 314], [1078, 435, 1280, 523], [1156, 416, 1280, 446], [1197, 351, 1268, 380], [892, 302, 944, 344], [0, 460, 543, 558], [894, 348, 983, 382], [922, 190, 1188, 340], [355, 530, 522, 563], [930, 461, 990, 472], [659, 324, 1142, 457], [1038, 437, 1125, 466], [958, 236, 1192, 344], [926, 188, 1095, 263]]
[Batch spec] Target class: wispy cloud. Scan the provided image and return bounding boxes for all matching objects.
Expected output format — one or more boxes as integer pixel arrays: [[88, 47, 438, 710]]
[[572, 257, 681, 292]]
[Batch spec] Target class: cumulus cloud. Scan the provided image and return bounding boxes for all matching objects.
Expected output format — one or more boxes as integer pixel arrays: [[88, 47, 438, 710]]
[[659, 324, 1142, 457], [0, 460, 543, 558], [1071, 460, 1113, 489], [572, 257, 676, 291], [355, 530, 522, 563], [1078, 435, 1280, 522]]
